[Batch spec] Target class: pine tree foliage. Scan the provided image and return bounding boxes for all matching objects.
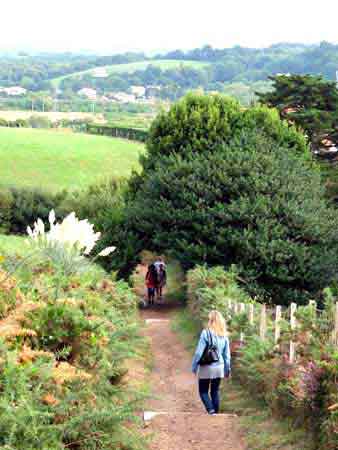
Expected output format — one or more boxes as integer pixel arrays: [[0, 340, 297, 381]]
[[126, 126, 338, 305], [257, 74, 338, 150]]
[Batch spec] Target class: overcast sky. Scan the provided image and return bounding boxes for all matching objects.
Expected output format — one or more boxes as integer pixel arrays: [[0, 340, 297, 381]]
[[2, 0, 338, 53]]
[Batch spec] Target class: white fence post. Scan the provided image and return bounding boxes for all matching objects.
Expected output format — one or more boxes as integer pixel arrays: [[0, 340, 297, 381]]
[[274, 305, 282, 345], [289, 303, 297, 363], [260, 304, 267, 341], [248, 304, 254, 325], [309, 300, 317, 312]]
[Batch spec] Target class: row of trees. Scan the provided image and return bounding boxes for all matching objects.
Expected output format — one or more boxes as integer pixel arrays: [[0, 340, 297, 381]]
[[161, 41, 338, 81]]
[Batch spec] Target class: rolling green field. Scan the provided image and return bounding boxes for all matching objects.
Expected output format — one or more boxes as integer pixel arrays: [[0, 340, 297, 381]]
[[52, 59, 210, 87], [0, 128, 144, 192]]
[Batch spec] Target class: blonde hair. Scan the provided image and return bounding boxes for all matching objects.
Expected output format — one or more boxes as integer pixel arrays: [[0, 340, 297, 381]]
[[208, 310, 227, 337]]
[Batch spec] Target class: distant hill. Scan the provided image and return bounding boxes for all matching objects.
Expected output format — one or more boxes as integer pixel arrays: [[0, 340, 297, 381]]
[[1, 42, 338, 105], [51, 59, 210, 88]]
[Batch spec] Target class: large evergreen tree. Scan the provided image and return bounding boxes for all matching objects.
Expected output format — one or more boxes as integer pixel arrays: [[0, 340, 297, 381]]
[[257, 75, 338, 151], [122, 93, 338, 304], [125, 131, 338, 305]]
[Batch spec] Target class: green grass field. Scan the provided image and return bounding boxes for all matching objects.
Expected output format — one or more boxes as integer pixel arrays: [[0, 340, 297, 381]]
[[0, 127, 144, 192], [52, 59, 210, 87]]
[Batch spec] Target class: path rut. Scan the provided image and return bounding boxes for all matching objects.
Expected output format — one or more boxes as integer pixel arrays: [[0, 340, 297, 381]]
[[141, 303, 246, 450]]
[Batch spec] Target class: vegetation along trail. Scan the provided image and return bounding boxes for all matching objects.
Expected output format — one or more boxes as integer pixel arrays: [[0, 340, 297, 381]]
[[138, 271, 246, 450]]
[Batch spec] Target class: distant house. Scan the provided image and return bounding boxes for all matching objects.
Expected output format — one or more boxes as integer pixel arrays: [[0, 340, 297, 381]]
[[78, 88, 97, 100], [91, 68, 108, 78], [1, 86, 27, 96], [111, 92, 136, 103], [130, 85, 146, 98]]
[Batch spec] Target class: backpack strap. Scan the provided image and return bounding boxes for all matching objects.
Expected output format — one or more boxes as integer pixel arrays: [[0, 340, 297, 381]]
[[207, 328, 214, 346]]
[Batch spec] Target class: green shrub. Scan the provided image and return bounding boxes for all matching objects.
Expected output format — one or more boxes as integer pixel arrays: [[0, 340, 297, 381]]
[[142, 92, 308, 173], [125, 131, 338, 304], [87, 123, 148, 142], [187, 265, 249, 324], [28, 115, 52, 129], [25, 300, 95, 355], [14, 118, 29, 127], [0, 257, 145, 450], [0, 189, 13, 233], [8, 187, 68, 234]]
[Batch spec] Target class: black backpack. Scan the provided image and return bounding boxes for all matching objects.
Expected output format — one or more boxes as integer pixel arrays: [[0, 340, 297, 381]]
[[199, 329, 220, 366]]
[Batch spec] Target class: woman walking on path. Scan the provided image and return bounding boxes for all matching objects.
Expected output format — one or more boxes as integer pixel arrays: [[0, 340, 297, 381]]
[[192, 310, 231, 415], [145, 264, 158, 306]]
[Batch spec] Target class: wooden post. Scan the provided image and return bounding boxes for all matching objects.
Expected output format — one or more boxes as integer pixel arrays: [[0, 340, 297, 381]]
[[289, 303, 297, 363], [248, 304, 254, 325], [307, 300, 317, 344], [332, 302, 338, 346], [260, 304, 267, 341], [274, 305, 282, 344]]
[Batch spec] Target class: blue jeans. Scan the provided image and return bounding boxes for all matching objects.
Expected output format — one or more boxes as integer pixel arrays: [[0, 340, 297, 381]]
[[198, 378, 221, 413]]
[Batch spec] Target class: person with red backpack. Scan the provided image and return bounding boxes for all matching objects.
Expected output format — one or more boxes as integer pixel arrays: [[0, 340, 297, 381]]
[[145, 263, 158, 306]]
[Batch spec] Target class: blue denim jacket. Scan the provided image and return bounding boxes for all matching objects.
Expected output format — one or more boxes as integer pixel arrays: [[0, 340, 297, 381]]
[[192, 329, 231, 375]]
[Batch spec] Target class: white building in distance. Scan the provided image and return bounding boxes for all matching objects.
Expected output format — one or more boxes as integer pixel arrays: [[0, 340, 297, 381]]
[[78, 88, 97, 100], [111, 92, 136, 103], [0, 86, 27, 96], [130, 85, 146, 98]]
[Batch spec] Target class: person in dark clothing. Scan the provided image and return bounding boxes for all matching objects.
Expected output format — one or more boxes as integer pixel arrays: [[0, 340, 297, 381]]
[[145, 264, 158, 305], [156, 264, 167, 300]]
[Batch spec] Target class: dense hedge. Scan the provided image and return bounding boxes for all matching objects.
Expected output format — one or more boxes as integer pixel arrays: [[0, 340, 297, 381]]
[[0, 187, 68, 234], [87, 123, 148, 142], [0, 117, 90, 131], [124, 130, 338, 305]]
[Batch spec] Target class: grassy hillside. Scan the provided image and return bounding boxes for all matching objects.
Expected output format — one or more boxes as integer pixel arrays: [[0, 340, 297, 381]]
[[0, 128, 144, 192], [52, 59, 210, 87]]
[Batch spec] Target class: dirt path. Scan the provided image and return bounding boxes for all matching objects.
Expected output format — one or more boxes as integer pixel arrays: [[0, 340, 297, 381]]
[[141, 301, 246, 450]]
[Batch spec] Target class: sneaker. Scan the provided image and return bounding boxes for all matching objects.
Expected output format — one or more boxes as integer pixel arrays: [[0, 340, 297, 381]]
[[208, 410, 216, 415]]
